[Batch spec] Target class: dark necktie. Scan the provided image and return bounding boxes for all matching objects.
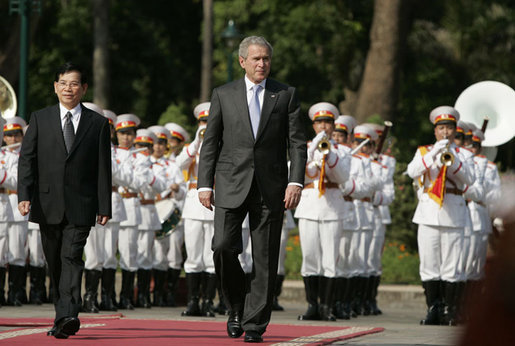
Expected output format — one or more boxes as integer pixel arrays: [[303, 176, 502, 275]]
[[63, 111, 75, 153]]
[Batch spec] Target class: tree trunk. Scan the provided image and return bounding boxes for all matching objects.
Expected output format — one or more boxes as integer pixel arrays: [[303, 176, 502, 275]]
[[200, 0, 213, 102], [353, 0, 408, 123], [93, 0, 110, 108]]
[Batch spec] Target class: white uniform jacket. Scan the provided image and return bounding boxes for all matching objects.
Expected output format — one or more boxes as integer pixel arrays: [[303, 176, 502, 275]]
[[464, 155, 490, 233], [294, 141, 350, 221], [408, 143, 475, 227], [6, 148, 27, 222], [378, 154, 396, 224], [176, 143, 214, 221], [139, 158, 168, 231], [0, 149, 17, 222], [484, 161, 501, 218], [110, 145, 132, 223]]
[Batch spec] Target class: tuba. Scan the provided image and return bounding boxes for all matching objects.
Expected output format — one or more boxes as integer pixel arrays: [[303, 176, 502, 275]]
[[455, 81, 515, 161], [0, 75, 17, 119]]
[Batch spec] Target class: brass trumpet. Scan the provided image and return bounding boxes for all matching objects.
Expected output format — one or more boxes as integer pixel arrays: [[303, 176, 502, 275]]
[[199, 128, 206, 139], [440, 138, 455, 166], [317, 136, 331, 155]]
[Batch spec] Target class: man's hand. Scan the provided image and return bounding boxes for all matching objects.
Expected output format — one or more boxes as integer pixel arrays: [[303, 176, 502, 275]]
[[198, 190, 214, 211], [97, 215, 110, 226], [284, 185, 302, 210], [430, 139, 449, 158], [18, 201, 31, 216]]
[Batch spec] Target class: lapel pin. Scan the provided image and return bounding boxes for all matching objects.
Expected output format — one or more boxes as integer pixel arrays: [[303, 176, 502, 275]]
[[271, 94, 276, 98]]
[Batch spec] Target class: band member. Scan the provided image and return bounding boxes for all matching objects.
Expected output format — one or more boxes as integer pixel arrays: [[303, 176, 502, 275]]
[[114, 114, 156, 309], [164, 123, 190, 161], [0, 117, 19, 306], [295, 102, 350, 321], [133, 129, 167, 308], [407, 106, 475, 326], [149, 125, 186, 307], [175, 102, 217, 317]]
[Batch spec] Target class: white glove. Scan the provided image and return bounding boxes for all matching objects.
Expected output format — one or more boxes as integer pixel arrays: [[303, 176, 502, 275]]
[[308, 131, 327, 161], [188, 125, 206, 156], [429, 139, 448, 158], [133, 152, 152, 171]]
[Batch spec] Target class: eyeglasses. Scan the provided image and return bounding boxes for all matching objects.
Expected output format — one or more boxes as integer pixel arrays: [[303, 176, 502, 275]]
[[57, 81, 82, 89]]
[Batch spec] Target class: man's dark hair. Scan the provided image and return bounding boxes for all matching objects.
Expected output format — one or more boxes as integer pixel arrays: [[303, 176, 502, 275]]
[[54, 62, 88, 85]]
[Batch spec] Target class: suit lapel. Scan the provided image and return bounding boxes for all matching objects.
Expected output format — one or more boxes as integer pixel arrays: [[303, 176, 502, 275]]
[[68, 106, 93, 157], [51, 105, 68, 155], [232, 79, 255, 139], [255, 79, 278, 141]]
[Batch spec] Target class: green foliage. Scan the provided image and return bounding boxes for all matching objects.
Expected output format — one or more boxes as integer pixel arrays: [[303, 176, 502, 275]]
[[381, 241, 421, 285], [157, 102, 196, 138], [284, 228, 302, 280]]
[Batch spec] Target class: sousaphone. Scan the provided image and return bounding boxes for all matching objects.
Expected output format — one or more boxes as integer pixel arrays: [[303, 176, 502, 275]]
[[0, 75, 17, 119], [455, 81, 515, 161]]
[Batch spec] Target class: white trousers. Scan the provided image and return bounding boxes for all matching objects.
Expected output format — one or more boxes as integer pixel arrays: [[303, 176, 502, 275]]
[[417, 224, 463, 282], [137, 230, 155, 270], [357, 228, 373, 277], [153, 224, 184, 271], [299, 219, 341, 278], [8, 222, 28, 266], [118, 226, 139, 271], [0, 223, 8, 266], [84, 226, 105, 271], [337, 230, 357, 278], [103, 222, 120, 269], [183, 219, 215, 274], [27, 228, 46, 267], [368, 215, 386, 276]]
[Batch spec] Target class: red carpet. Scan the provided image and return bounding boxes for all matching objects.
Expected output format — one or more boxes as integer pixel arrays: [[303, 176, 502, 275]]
[[0, 315, 383, 345]]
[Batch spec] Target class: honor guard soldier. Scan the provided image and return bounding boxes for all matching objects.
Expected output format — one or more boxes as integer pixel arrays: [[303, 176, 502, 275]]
[[295, 102, 350, 321], [164, 123, 190, 161], [463, 130, 490, 287], [81, 103, 110, 313], [453, 121, 469, 147], [99, 108, 132, 311], [407, 106, 475, 326], [332, 115, 370, 319], [175, 102, 217, 317], [4, 117, 31, 306], [0, 117, 22, 306], [148, 125, 186, 307], [348, 125, 382, 316], [364, 122, 395, 316], [133, 129, 168, 308], [114, 114, 155, 309]]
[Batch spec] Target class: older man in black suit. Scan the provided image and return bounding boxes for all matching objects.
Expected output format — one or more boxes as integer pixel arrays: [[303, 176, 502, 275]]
[[17, 62, 112, 339], [198, 36, 306, 343]]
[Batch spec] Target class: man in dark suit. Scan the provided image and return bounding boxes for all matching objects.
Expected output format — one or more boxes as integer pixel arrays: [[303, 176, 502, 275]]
[[198, 36, 306, 343], [17, 62, 112, 339]]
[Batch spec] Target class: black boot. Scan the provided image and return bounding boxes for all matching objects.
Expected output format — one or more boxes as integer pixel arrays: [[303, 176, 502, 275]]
[[181, 272, 202, 316], [7, 265, 27, 306], [165, 268, 181, 307], [137, 269, 152, 308], [442, 281, 458, 326], [118, 270, 135, 310], [83, 269, 101, 313], [334, 278, 350, 319], [272, 274, 285, 311], [420, 280, 442, 325], [318, 277, 336, 321], [298, 276, 320, 321], [0, 267, 6, 306], [200, 273, 217, 317], [29, 266, 47, 305], [100, 268, 118, 311], [370, 276, 382, 315], [362, 277, 373, 316], [345, 277, 358, 318], [152, 269, 167, 307]]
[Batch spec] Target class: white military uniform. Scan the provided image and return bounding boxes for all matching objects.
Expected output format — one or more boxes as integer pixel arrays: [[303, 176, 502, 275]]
[[176, 129, 215, 275], [0, 149, 18, 268]]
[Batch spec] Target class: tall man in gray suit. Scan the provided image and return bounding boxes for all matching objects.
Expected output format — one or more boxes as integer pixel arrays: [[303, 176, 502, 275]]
[[18, 62, 112, 339], [198, 36, 306, 343]]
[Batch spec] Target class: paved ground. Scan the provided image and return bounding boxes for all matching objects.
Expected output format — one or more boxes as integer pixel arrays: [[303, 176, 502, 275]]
[[0, 298, 463, 345]]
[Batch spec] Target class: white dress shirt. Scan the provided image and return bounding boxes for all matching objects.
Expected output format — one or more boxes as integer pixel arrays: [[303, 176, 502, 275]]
[[59, 103, 81, 134]]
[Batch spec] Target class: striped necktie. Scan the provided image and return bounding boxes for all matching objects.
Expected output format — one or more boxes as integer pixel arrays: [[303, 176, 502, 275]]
[[63, 111, 75, 153]]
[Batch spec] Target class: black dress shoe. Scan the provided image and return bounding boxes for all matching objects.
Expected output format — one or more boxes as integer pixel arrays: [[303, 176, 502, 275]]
[[47, 325, 57, 336], [226, 311, 243, 338], [53, 317, 80, 339], [244, 330, 263, 343]]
